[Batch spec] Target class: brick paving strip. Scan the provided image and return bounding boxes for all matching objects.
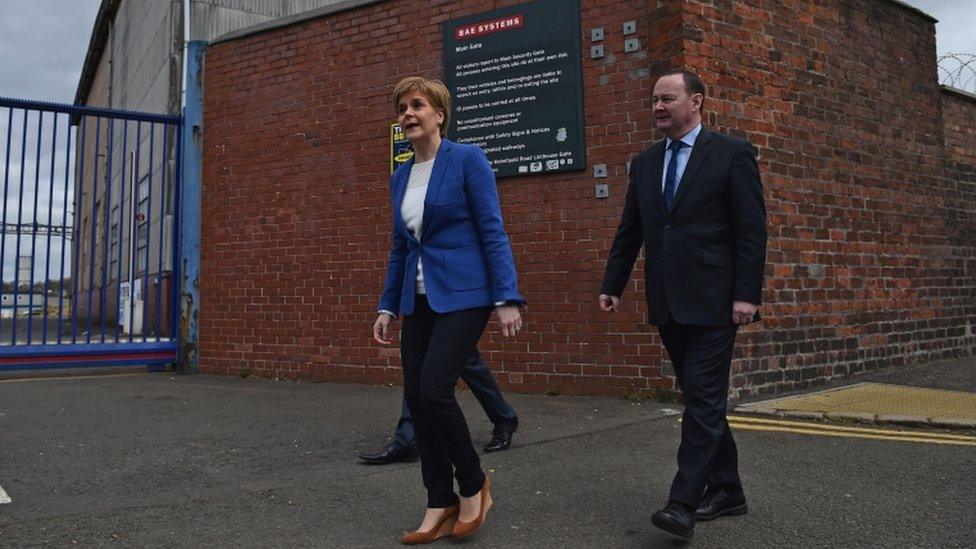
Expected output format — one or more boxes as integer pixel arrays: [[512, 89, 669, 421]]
[[734, 382, 976, 430]]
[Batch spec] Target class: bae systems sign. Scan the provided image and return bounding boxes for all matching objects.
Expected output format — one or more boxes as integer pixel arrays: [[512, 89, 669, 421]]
[[455, 15, 524, 39], [443, 0, 585, 179]]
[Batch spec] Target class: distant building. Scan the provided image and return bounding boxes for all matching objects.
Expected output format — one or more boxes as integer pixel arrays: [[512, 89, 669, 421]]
[[0, 292, 67, 318], [71, 1, 347, 334]]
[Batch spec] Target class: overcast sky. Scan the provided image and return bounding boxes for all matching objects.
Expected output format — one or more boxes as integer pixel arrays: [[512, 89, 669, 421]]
[[0, 0, 973, 283]]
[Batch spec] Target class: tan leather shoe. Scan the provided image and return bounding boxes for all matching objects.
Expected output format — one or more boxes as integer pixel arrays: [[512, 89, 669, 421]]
[[400, 506, 459, 545], [452, 477, 493, 539]]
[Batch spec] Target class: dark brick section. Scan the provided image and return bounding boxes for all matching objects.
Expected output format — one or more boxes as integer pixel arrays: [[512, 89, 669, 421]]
[[200, 0, 975, 397], [940, 87, 976, 364], [942, 88, 976, 187]]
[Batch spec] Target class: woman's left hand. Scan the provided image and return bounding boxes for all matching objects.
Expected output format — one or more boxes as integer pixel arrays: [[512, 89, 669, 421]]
[[496, 305, 522, 337]]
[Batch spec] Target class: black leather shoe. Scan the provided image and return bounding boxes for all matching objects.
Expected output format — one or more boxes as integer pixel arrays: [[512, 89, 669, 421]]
[[357, 444, 418, 465], [483, 419, 518, 452], [651, 501, 695, 541], [696, 489, 747, 521]]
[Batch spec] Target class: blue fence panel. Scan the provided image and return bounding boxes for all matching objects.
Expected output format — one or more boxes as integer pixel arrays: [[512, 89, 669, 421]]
[[0, 97, 181, 370]]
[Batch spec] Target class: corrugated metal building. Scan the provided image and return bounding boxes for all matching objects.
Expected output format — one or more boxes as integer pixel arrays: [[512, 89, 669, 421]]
[[71, 0, 346, 331]]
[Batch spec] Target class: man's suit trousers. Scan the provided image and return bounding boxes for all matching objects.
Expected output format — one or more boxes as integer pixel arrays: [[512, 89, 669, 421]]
[[393, 353, 518, 451], [658, 321, 742, 506]]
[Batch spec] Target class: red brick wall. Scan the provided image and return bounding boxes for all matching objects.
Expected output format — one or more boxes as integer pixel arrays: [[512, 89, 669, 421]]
[[678, 0, 976, 395], [200, 0, 975, 397]]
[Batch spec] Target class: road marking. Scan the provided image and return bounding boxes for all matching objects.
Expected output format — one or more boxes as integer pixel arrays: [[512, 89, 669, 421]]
[[729, 422, 976, 446], [727, 415, 976, 447], [0, 484, 10, 504], [728, 415, 976, 441]]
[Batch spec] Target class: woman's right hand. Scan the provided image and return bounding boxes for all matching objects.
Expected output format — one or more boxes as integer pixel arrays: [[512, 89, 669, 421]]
[[373, 313, 395, 345], [496, 305, 522, 337]]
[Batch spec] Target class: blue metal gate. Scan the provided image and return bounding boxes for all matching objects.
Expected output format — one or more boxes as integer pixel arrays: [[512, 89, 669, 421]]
[[0, 97, 181, 370]]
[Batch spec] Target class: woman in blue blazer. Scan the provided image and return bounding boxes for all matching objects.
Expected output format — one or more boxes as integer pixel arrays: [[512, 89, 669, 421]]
[[373, 77, 525, 544]]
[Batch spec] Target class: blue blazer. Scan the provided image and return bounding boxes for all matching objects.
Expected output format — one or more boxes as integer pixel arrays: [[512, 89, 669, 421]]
[[379, 139, 525, 316]]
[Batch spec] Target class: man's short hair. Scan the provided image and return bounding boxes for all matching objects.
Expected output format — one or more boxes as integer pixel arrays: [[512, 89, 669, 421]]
[[393, 77, 452, 136], [661, 69, 706, 111]]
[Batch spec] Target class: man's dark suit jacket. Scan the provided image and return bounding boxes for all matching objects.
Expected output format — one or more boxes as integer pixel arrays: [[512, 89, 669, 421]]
[[601, 127, 767, 327]]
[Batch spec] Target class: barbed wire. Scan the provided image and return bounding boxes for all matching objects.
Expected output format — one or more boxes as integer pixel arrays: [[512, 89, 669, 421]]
[[938, 53, 976, 93]]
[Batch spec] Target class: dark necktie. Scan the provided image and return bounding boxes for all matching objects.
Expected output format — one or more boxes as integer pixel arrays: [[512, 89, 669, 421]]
[[663, 140, 686, 210]]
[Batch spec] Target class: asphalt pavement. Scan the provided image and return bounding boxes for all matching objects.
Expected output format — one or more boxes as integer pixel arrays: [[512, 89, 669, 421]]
[[0, 368, 973, 547]]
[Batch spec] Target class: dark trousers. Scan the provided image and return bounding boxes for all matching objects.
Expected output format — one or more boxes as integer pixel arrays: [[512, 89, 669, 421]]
[[393, 352, 518, 451], [401, 295, 492, 508], [658, 320, 742, 507]]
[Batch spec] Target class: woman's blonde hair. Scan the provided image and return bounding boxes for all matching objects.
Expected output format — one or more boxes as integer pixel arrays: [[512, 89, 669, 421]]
[[393, 77, 452, 136]]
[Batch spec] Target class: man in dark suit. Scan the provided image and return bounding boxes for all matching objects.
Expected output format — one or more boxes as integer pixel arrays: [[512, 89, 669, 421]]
[[357, 352, 519, 464], [599, 70, 767, 541]]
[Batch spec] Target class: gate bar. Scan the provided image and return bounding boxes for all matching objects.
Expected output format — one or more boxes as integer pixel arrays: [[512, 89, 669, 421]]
[[42, 113, 58, 344], [0, 340, 176, 370], [86, 117, 101, 343], [0, 97, 180, 125], [114, 121, 127, 343], [12, 112, 29, 345], [1, 109, 12, 328], [56, 117, 72, 344], [156, 125, 167, 342], [142, 123, 153, 342], [100, 118, 113, 343], [26, 112, 44, 344]]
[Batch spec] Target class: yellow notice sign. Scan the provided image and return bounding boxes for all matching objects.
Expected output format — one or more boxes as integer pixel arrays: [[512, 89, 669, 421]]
[[391, 123, 414, 173]]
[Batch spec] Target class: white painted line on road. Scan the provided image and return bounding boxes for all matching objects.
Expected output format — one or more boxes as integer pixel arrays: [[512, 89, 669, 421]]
[[0, 483, 11, 504]]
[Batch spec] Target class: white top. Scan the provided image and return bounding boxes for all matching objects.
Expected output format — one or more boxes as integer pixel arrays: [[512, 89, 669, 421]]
[[401, 158, 435, 294]]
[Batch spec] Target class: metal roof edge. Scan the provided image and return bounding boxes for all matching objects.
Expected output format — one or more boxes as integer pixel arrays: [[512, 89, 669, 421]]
[[208, 0, 389, 46], [73, 0, 123, 106], [940, 85, 976, 103]]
